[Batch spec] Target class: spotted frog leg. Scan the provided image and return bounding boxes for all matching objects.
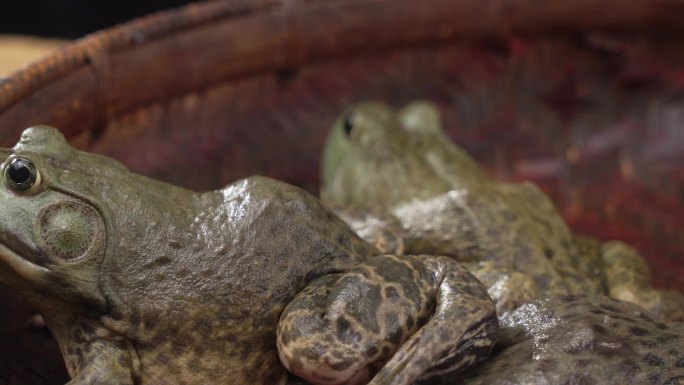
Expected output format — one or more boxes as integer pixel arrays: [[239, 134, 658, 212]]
[[277, 255, 498, 385]]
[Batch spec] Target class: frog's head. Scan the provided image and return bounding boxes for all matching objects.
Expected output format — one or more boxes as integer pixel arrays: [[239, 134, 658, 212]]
[[321, 102, 393, 191], [0, 126, 131, 312], [321, 101, 488, 210]]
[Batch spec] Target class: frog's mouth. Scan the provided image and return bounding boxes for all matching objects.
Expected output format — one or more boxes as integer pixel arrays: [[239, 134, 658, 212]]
[[0, 147, 50, 283], [0, 241, 49, 284]]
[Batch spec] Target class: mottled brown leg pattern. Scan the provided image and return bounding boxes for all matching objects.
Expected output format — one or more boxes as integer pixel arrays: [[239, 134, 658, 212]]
[[277, 255, 497, 385], [368, 257, 498, 385]]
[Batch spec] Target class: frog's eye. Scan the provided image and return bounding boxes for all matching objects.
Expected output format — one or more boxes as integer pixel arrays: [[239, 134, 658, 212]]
[[342, 114, 355, 137], [3, 157, 39, 192]]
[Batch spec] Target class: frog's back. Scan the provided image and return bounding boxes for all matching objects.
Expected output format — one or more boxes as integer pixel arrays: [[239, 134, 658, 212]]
[[125, 176, 374, 325], [210, 175, 375, 291], [102, 176, 374, 385], [489, 182, 597, 293]]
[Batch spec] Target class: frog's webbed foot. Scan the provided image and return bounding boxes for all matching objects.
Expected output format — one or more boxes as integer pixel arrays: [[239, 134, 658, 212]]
[[63, 339, 136, 385], [277, 255, 497, 385], [602, 241, 684, 322]]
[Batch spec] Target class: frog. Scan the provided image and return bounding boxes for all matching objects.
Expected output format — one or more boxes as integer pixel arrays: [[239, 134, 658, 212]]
[[441, 295, 684, 385], [0, 125, 498, 385], [320, 101, 684, 321]]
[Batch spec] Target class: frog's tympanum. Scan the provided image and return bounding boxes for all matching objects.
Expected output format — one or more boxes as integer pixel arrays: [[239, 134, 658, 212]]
[[444, 295, 684, 385], [0, 126, 497, 385], [321, 101, 684, 321]]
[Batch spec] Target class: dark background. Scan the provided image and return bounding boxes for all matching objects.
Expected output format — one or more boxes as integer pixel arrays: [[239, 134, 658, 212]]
[[0, 0, 195, 38]]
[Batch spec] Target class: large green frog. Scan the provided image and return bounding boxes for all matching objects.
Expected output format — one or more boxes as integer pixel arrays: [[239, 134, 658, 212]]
[[321, 101, 684, 321], [0, 126, 498, 385]]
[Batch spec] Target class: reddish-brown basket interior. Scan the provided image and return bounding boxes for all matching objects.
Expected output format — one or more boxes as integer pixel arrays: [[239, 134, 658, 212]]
[[1, 1, 684, 384]]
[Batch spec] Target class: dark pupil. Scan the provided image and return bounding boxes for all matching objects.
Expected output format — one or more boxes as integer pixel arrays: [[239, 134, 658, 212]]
[[8, 160, 32, 184], [343, 114, 355, 136]]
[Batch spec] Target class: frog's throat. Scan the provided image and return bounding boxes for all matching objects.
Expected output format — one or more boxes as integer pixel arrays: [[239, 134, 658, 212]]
[[0, 241, 49, 284], [0, 148, 49, 283]]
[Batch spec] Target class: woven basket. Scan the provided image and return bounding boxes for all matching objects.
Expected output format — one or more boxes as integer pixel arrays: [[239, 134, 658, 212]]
[[1, 1, 684, 384]]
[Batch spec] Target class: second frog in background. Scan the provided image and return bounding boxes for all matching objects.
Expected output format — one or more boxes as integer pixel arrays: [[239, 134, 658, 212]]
[[320, 100, 684, 321]]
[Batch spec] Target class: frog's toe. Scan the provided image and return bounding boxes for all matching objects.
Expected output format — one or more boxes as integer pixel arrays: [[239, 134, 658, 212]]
[[367, 320, 495, 385]]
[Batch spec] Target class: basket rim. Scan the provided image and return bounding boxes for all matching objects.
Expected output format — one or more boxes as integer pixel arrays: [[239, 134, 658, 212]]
[[0, 0, 279, 112], [0, 0, 683, 136]]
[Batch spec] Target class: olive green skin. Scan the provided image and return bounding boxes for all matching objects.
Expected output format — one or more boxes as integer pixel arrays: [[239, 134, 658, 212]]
[[321, 101, 684, 321], [0, 126, 498, 385], [0, 126, 372, 385]]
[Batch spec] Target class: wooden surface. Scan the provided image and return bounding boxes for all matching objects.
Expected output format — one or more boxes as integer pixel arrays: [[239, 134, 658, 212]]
[[0, 36, 64, 76], [0, 1, 683, 385]]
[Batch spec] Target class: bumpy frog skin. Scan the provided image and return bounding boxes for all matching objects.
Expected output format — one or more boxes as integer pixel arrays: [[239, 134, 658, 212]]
[[0, 126, 498, 385], [321, 101, 684, 321], [444, 295, 684, 385]]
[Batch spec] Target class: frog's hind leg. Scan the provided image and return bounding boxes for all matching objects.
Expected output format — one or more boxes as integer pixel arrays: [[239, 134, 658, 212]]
[[277, 273, 375, 385], [602, 241, 684, 322], [276, 255, 497, 385], [366, 256, 498, 385]]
